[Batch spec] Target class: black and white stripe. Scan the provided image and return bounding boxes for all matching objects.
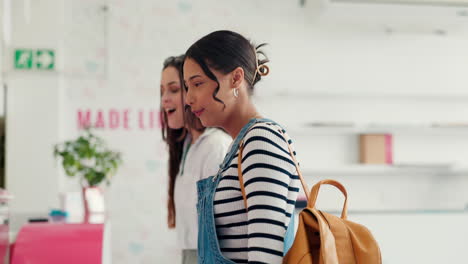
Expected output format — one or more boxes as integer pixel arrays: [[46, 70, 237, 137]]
[[214, 122, 300, 264]]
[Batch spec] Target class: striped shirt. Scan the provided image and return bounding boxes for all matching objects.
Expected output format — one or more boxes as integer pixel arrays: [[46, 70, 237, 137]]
[[214, 122, 300, 264]]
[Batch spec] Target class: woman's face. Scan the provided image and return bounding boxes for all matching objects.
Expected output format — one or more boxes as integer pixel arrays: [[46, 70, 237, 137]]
[[160, 66, 185, 129], [183, 58, 235, 128]]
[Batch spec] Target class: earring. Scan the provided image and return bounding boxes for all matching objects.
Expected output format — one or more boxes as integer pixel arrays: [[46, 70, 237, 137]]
[[233, 88, 239, 98]]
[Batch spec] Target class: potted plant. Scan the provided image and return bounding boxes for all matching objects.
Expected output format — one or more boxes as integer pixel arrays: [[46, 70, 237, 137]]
[[54, 128, 122, 217]]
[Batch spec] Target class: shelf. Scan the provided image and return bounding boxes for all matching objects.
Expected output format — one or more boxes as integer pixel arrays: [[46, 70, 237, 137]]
[[293, 203, 468, 214], [288, 124, 468, 136], [256, 91, 468, 101], [299, 164, 468, 176]]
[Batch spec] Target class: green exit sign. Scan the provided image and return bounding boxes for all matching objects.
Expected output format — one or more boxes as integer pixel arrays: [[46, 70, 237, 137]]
[[14, 49, 55, 70]]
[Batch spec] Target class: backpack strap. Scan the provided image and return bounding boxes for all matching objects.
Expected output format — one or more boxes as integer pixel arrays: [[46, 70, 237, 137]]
[[237, 157, 248, 211], [237, 128, 310, 211], [308, 179, 349, 219]]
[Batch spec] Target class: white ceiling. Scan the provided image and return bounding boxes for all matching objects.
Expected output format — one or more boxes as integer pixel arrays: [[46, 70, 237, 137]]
[[304, 1, 468, 35]]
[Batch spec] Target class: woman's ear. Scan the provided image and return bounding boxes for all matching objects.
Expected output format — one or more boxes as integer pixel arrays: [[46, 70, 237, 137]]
[[231, 67, 244, 88]]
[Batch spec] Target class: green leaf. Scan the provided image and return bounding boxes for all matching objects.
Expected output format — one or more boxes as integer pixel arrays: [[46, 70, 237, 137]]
[[53, 127, 122, 186]]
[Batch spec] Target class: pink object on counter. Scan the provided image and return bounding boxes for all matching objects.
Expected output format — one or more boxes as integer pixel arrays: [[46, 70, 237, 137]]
[[11, 222, 104, 264], [385, 134, 393, 164]]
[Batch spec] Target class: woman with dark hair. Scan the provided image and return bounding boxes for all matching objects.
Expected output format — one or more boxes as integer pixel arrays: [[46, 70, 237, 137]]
[[160, 55, 231, 264], [183, 31, 302, 264]]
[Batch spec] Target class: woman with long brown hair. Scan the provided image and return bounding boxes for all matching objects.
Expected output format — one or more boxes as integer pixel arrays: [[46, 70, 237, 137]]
[[160, 55, 231, 264]]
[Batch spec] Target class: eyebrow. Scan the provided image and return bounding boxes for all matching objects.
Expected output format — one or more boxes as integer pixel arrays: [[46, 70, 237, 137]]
[[187, 75, 202, 82], [166, 81, 178, 86]]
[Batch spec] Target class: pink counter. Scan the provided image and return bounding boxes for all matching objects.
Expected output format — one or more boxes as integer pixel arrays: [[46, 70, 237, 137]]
[[11, 222, 105, 264]]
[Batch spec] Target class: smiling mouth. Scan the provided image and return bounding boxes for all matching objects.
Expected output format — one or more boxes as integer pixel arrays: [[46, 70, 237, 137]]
[[192, 108, 205, 117], [166, 108, 176, 115]]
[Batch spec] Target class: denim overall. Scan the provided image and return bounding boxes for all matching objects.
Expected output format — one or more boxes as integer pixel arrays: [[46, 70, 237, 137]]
[[196, 118, 296, 263]]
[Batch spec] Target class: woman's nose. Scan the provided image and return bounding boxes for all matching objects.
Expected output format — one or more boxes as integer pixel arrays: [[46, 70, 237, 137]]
[[185, 90, 194, 106], [161, 92, 170, 104]]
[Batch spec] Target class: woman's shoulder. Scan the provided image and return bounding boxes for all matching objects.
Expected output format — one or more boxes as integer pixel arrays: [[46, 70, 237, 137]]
[[203, 128, 231, 142], [251, 120, 283, 129], [198, 128, 232, 150], [245, 121, 289, 142]]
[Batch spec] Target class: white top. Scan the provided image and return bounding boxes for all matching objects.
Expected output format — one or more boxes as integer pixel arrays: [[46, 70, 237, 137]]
[[173, 128, 232, 249], [213, 122, 300, 263]]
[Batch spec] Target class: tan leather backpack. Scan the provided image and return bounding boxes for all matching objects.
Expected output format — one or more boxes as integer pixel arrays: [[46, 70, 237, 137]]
[[237, 126, 381, 264], [283, 179, 382, 264]]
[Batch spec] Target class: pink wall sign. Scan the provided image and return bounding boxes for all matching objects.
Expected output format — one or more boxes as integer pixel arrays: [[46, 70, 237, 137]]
[[77, 109, 162, 130]]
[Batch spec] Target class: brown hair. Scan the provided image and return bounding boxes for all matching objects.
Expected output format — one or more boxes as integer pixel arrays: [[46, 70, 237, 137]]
[[160, 55, 204, 227]]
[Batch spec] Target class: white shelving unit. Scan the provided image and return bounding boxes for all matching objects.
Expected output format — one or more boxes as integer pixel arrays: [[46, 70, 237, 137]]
[[299, 164, 468, 177], [289, 125, 468, 136], [257, 91, 468, 101]]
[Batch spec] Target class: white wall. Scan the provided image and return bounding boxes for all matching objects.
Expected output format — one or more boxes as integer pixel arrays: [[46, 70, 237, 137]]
[[4, 0, 63, 213], [2, 0, 468, 263], [354, 212, 468, 264], [0, 0, 3, 117]]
